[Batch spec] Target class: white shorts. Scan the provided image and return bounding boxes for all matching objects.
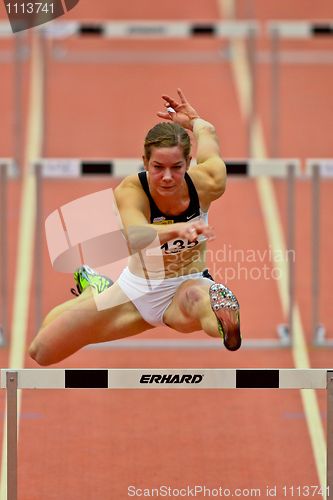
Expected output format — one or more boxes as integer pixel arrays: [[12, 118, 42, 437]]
[[117, 267, 213, 326]]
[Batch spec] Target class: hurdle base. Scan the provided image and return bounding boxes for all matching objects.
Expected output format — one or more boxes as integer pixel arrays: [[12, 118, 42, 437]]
[[0, 326, 6, 347], [276, 323, 292, 347], [313, 324, 333, 347]]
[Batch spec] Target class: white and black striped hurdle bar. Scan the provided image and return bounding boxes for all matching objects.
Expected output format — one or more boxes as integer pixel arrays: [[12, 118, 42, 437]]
[[306, 159, 333, 347], [34, 158, 300, 349], [0, 160, 18, 347], [1, 368, 333, 500], [32, 157, 300, 178], [267, 21, 333, 39], [38, 20, 259, 39], [13, 19, 333, 39], [266, 21, 333, 157]]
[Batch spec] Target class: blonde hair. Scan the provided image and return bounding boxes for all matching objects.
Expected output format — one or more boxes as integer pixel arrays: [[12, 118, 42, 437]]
[[144, 122, 191, 161]]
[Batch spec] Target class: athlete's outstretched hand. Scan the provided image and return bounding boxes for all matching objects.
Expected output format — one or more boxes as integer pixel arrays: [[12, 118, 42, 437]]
[[157, 88, 200, 131], [177, 220, 215, 243]]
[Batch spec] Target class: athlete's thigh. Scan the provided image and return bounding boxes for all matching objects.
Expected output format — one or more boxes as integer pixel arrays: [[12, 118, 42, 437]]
[[30, 283, 153, 364]]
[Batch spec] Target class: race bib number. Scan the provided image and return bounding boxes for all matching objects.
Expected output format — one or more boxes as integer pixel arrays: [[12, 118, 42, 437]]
[[160, 238, 199, 254]]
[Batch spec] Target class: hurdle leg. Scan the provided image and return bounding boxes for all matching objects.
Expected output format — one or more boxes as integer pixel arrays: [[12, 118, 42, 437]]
[[246, 24, 257, 158], [0, 163, 8, 346], [34, 163, 43, 333], [6, 371, 18, 500], [327, 372, 333, 498], [270, 26, 280, 157], [287, 163, 295, 342], [312, 164, 324, 345]]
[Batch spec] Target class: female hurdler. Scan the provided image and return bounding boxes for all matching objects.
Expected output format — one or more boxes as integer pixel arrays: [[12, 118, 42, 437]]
[[29, 89, 241, 365]]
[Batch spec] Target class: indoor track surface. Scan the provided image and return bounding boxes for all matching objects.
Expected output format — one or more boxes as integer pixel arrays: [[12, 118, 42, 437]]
[[1, 1, 333, 499]]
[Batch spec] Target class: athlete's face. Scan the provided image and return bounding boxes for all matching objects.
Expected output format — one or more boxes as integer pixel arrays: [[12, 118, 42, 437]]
[[144, 146, 191, 196]]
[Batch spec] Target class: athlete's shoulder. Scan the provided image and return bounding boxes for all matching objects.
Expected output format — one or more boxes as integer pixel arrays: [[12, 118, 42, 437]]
[[116, 173, 142, 189], [114, 173, 148, 211], [115, 173, 145, 197]]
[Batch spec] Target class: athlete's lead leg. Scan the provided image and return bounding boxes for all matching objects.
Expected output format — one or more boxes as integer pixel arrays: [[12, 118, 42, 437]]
[[163, 279, 241, 351]]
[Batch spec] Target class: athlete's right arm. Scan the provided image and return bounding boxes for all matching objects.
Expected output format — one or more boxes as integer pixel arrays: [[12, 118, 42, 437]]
[[114, 177, 214, 250]]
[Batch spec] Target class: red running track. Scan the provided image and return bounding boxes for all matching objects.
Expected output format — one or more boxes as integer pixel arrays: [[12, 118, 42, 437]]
[[1, 1, 333, 498]]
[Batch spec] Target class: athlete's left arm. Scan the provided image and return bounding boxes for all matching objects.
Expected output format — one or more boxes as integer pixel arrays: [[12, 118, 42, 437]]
[[192, 118, 227, 201], [156, 89, 226, 201]]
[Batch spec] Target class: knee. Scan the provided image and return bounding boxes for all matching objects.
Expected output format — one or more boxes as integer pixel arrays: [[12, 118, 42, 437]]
[[28, 340, 56, 366], [181, 282, 206, 317]]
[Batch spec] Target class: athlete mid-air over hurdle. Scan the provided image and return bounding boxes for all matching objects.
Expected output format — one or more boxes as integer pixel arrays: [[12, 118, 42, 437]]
[[29, 89, 242, 366]]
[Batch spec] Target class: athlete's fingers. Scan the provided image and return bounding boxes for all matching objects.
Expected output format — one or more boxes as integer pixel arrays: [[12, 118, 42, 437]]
[[156, 111, 172, 120], [185, 223, 213, 241], [186, 226, 198, 242], [177, 88, 187, 103], [207, 225, 215, 236], [161, 94, 179, 108], [180, 224, 215, 242], [192, 221, 211, 232], [197, 223, 215, 240], [205, 229, 216, 241]]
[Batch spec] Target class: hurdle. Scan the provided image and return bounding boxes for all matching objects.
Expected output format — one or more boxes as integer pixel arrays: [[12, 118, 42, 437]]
[[267, 21, 333, 157], [0, 22, 28, 171], [0, 160, 17, 347], [33, 157, 300, 349], [306, 159, 333, 347], [0, 367, 332, 500], [39, 19, 259, 158]]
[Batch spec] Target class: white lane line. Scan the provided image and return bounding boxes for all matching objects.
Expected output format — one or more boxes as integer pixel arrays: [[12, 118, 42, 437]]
[[218, 0, 326, 495], [0, 32, 44, 500], [257, 174, 326, 493]]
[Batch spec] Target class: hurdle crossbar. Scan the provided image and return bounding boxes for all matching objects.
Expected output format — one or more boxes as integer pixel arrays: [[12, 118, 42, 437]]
[[267, 21, 333, 39], [33, 158, 300, 349], [32, 157, 302, 178], [40, 20, 259, 39], [306, 159, 333, 347], [1, 368, 332, 500]]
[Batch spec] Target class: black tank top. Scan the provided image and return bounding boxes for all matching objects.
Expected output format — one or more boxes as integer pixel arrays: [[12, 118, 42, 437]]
[[138, 171, 200, 224]]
